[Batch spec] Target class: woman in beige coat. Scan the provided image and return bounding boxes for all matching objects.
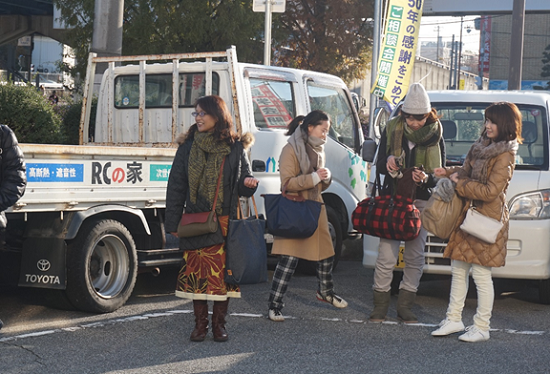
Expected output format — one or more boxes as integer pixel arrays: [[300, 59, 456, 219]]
[[267, 110, 348, 322], [431, 102, 522, 342]]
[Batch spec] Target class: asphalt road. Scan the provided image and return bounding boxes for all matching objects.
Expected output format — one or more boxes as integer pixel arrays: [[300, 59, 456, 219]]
[[1, 238, 550, 373]]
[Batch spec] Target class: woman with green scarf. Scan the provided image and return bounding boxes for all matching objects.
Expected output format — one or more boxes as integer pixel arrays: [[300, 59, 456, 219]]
[[369, 83, 446, 324], [165, 96, 259, 343]]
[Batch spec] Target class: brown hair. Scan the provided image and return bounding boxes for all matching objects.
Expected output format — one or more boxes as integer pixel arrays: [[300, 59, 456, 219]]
[[185, 95, 238, 144], [483, 102, 523, 144]]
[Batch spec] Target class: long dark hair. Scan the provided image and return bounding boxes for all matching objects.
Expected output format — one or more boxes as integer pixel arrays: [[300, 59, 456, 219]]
[[483, 101, 523, 144], [185, 95, 238, 144], [286, 110, 330, 136]]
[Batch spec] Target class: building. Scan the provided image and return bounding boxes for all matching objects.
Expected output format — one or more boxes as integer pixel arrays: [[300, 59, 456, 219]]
[[488, 13, 550, 89]]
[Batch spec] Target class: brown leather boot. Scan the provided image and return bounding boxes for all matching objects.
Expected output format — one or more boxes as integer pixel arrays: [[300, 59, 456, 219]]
[[212, 299, 229, 342], [190, 300, 209, 342]]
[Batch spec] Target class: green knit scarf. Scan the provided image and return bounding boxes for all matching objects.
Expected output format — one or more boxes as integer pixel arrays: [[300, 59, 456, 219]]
[[385, 117, 442, 173], [188, 132, 231, 213]]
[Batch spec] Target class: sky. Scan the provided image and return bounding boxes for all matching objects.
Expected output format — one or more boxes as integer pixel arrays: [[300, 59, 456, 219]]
[[419, 16, 481, 53]]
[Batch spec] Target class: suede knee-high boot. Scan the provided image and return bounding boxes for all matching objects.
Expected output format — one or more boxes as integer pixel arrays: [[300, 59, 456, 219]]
[[212, 299, 229, 342], [190, 300, 209, 342]]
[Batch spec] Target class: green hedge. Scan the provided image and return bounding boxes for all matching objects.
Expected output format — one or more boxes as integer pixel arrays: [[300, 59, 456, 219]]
[[0, 83, 64, 144], [62, 97, 97, 145]]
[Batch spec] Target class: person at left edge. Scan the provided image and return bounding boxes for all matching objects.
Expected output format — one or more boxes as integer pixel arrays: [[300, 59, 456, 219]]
[[165, 95, 258, 342], [0, 124, 27, 332]]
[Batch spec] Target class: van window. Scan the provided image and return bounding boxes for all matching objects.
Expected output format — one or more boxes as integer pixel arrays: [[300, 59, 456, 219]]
[[434, 103, 548, 170], [307, 82, 356, 149], [250, 79, 294, 128], [114, 73, 219, 108]]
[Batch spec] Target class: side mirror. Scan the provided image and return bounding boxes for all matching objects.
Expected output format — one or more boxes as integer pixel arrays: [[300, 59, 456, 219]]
[[361, 138, 377, 162]]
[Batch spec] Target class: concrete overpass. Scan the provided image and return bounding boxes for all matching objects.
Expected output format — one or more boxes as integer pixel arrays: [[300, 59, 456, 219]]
[[0, 0, 69, 46]]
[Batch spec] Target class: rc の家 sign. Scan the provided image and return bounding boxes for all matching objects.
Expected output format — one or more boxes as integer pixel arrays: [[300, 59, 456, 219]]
[[371, 0, 424, 106]]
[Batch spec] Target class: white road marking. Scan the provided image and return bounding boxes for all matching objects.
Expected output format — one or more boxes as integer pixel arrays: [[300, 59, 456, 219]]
[[0, 309, 545, 342]]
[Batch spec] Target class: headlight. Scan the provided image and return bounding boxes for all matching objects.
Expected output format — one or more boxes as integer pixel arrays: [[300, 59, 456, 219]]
[[509, 190, 550, 219]]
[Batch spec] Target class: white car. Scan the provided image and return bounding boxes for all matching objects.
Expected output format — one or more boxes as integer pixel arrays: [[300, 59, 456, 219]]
[[363, 90, 550, 304]]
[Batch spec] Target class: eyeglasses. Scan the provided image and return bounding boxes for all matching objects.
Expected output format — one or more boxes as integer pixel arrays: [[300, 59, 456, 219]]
[[402, 112, 428, 121], [192, 111, 207, 118]]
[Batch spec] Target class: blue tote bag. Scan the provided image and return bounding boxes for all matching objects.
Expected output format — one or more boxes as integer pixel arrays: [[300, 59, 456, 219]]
[[262, 184, 322, 239], [225, 196, 268, 285]]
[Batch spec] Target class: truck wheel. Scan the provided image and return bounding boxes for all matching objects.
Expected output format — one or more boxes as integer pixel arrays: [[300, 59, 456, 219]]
[[65, 219, 138, 313], [539, 279, 550, 304], [297, 206, 344, 275]]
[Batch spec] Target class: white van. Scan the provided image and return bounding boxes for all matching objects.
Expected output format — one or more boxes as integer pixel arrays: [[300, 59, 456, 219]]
[[363, 90, 550, 304], [86, 47, 368, 270]]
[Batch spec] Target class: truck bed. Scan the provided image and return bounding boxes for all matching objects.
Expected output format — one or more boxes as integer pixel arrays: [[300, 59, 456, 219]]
[[10, 143, 176, 213]]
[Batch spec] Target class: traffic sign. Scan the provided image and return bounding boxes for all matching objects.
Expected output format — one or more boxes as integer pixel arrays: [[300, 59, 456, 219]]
[[253, 0, 286, 13]]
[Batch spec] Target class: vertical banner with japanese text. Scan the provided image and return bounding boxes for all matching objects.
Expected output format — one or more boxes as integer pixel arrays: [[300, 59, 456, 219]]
[[371, 0, 424, 106]]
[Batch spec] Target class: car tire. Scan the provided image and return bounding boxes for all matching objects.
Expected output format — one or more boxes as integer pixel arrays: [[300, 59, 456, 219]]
[[539, 278, 550, 304], [64, 219, 138, 313]]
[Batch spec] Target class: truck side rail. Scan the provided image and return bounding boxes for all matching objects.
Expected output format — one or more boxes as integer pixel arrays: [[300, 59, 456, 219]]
[[79, 46, 242, 146]]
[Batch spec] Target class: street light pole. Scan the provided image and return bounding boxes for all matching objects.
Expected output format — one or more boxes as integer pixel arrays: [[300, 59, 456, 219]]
[[263, 0, 273, 66], [508, 0, 525, 90], [457, 16, 463, 90], [368, 0, 383, 133]]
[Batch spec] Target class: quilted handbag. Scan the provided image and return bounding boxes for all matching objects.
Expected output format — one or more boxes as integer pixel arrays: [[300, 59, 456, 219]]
[[352, 169, 421, 241], [262, 183, 322, 239], [224, 196, 268, 285]]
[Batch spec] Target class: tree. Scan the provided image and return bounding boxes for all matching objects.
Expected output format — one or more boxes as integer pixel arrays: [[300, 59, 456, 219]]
[[272, 0, 374, 84], [542, 44, 550, 79], [55, 0, 265, 78], [55, 0, 374, 85]]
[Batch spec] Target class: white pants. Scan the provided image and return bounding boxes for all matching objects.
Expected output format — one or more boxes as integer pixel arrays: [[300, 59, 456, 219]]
[[446, 259, 494, 331], [373, 199, 428, 293]]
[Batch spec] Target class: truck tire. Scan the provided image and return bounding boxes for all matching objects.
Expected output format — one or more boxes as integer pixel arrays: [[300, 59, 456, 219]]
[[65, 219, 138, 313], [539, 279, 550, 305], [297, 206, 344, 275]]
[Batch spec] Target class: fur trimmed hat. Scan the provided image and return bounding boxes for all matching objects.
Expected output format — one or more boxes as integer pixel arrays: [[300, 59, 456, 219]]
[[402, 83, 431, 115]]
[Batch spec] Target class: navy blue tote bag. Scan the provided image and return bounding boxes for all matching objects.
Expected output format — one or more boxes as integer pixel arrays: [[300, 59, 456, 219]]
[[225, 197, 268, 285], [262, 184, 322, 239]]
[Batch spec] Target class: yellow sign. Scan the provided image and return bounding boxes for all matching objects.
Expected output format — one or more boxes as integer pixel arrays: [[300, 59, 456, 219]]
[[396, 243, 406, 268], [371, 0, 424, 106]]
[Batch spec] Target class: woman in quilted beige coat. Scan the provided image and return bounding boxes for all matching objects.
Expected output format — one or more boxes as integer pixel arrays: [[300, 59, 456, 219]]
[[267, 110, 348, 322], [431, 102, 522, 342]]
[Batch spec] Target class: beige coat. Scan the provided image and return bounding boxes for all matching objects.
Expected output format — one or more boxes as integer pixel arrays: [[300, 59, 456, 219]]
[[271, 143, 333, 261], [443, 150, 515, 267]]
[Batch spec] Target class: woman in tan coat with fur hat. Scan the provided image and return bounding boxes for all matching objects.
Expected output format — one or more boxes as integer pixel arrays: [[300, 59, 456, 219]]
[[431, 101, 522, 342], [267, 110, 348, 322]]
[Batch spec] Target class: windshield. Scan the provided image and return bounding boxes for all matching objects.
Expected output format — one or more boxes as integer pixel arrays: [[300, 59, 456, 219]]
[[432, 102, 549, 171]]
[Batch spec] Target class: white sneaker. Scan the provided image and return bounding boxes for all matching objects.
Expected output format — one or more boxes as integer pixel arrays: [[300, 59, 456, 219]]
[[458, 325, 490, 342], [268, 308, 284, 322], [431, 319, 465, 336], [316, 291, 348, 308]]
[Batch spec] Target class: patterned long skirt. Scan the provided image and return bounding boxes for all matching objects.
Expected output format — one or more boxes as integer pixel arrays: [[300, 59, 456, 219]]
[[175, 216, 241, 301]]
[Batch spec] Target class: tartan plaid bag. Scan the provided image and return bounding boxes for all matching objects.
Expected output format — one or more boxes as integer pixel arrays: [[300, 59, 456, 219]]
[[352, 194, 421, 241], [352, 168, 421, 241]]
